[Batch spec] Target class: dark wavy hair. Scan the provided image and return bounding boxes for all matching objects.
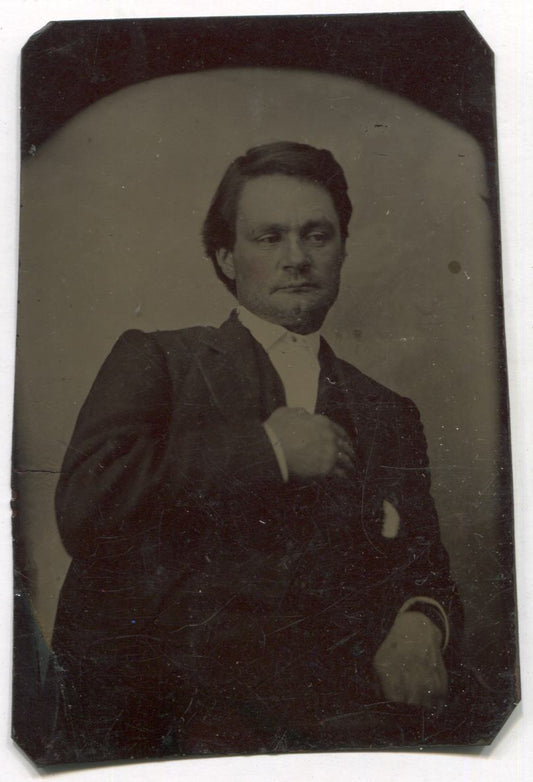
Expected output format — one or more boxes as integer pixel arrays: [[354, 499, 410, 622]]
[[202, 141, 353, 295]]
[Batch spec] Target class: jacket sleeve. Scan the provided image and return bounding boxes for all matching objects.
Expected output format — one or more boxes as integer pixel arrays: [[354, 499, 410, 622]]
[[55, 329, 283, 559], [373, 396, 463, 654]]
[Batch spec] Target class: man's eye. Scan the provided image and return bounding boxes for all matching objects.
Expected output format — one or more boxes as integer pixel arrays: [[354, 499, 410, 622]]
[[306, 232, 329, 244], [256, 234, 280, 244]]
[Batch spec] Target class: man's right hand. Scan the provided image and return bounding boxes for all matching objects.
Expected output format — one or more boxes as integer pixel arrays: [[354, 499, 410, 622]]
[[266, 406, 355, 481]]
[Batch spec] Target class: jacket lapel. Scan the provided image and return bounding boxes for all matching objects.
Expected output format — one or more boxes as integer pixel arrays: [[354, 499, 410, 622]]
[[194, 314, 284, 421], [318, 339, 388, 477], [318, 340, 400, 539]]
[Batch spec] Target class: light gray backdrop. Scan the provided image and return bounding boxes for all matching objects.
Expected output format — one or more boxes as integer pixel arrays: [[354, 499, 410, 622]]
[[16, 68, 504, 680]]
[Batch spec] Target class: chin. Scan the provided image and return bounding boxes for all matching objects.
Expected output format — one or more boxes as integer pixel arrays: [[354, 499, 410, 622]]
[[279, 305, 328, 334]]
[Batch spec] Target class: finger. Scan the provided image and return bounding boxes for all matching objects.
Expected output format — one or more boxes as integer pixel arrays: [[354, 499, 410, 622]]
[[422, 674, 446, 710], [401, 656, 435, 707], [374, 654, 408, 703], [434, 659, 448, 698], [404, 634, 447, 708], [331, 465, 352, 481], [336, 438, 356, 464], [427, 645, 448, 698], [327, 419, 354, 444], [329, 419, 352, 448], [410, 665, 446, 709], [336, 451, 356, 471], [403, 666, 429, 706], [315, 416, 355, 457], [336, 439, 355, 460], [384, 668, 409, 704], [419, 669, 441, 708]]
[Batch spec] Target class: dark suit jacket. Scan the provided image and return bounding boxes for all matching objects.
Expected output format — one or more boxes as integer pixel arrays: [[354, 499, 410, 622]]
[[50, 315, 461, 760]]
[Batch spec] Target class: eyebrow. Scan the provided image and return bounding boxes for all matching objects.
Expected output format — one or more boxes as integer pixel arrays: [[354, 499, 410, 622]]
[[300, 219, 336, 233], [248, 218, 336, 235]]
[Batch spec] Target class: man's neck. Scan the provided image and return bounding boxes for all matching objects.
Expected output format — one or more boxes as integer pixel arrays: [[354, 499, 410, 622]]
[[236, 306, 320, 354]]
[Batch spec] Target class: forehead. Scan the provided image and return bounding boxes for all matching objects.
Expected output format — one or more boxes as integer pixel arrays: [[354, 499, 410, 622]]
[[236, 174, 339, 226]]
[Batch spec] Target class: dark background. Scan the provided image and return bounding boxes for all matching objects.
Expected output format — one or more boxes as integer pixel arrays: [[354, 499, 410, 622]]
[[21, 13, 496, 159]]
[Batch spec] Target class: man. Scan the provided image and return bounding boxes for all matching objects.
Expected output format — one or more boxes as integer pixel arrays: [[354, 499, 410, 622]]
[[49, 142, 461, 762]]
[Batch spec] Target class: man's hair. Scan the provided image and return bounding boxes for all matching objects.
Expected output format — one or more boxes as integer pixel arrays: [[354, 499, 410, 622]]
[[202, 141, 353, 295]]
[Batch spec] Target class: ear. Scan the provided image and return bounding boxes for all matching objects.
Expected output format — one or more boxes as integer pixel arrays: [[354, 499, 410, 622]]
[[216, 248, 236, 280]]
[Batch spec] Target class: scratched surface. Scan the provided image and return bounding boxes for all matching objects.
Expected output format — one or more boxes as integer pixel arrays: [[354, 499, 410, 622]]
[[12, 12, 518, 766]]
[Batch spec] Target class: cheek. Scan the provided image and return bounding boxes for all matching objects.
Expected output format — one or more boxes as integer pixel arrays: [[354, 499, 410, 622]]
[[236, 257, 273, 289], [317, 255, 343, 283]]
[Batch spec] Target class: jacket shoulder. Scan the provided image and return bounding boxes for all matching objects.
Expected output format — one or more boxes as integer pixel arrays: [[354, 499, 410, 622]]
[[334, 354, 415, 409], [113, 325, 219, 357], [93, 327, 220, 385]]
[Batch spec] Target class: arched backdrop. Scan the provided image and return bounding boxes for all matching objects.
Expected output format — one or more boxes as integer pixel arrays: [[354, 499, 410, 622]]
[[15, 67, 512, 695]]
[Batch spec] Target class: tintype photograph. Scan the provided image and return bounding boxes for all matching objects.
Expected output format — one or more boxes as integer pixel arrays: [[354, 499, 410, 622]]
[[12, 12, 519, 766]]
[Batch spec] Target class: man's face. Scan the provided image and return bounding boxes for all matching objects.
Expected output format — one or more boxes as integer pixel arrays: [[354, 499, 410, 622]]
[[217, 174, 346, 333]]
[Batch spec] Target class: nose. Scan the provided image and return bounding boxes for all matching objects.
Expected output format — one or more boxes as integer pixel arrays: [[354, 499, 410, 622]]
[[283, 236, 310, 271]]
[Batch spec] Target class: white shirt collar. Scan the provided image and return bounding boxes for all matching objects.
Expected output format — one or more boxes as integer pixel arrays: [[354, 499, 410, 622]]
[[236, 306, 321, 356]]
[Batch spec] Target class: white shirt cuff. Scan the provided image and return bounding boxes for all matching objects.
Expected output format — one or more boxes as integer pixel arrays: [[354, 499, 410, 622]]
[[263, 422, 289, 482], [397, 596, 450, 651]]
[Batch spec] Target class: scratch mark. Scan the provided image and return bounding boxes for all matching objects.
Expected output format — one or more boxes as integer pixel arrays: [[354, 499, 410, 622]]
[[13, 468, 61, 475], [169, 595, 237, 636]]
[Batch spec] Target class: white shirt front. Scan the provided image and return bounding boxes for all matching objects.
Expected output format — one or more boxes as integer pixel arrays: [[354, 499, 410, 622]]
[[237, 306, 321, 482], [237, 306, 321, 414]]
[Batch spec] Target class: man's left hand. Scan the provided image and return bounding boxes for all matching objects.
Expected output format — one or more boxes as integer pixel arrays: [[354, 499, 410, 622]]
[[372, 610, 448, 709]]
